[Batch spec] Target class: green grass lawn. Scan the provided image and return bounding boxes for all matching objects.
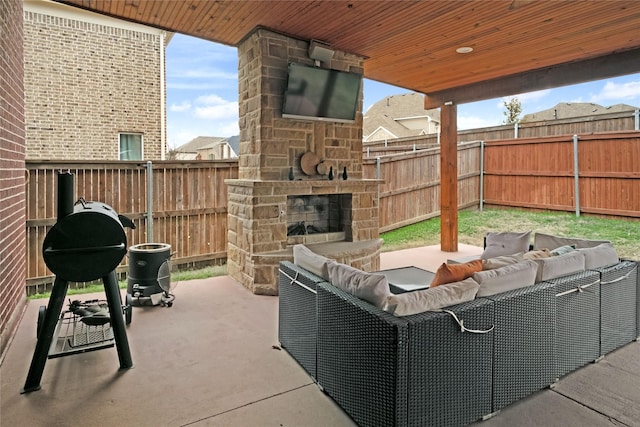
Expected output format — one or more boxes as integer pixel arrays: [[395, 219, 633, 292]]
[[381, 207, 639, 260], [381, 209, 640, 260], [30, 208, 637, 299], [28, 265, 227, 300]]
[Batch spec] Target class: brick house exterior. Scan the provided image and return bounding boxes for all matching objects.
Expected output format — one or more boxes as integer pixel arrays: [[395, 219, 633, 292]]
[[0, 0, 27, 358], [23, 0, 169, 160]]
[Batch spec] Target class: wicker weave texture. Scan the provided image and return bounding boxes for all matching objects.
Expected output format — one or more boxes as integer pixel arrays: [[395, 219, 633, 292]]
[[598, 260, 638, 355], [278, 262, 325, 379], [547, 270, 601, 379], [487, 281, 556, 412], [406, 298, 494, 427], [317, 282, 409, 427]]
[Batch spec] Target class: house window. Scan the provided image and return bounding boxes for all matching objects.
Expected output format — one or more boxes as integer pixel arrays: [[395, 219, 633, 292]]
[[119, 133, 143, 160]]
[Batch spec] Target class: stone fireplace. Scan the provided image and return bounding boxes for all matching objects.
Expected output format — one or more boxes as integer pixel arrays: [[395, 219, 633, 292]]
[[226, 28, 382, 295]]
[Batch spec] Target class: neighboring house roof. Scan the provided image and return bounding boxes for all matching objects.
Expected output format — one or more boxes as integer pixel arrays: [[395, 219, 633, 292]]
[[521, 102, 638, 122], [363, 93, 440, 142], [175, 135, 239, 159], [225, 135, 240, 157], [177, 136, 227, 152]]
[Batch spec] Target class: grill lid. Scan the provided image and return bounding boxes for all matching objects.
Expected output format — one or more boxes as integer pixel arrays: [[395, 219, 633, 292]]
[[43, 200, 132, 282]]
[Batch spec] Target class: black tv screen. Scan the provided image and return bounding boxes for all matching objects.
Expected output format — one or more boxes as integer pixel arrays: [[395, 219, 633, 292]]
[[282, 63, 361, 123]]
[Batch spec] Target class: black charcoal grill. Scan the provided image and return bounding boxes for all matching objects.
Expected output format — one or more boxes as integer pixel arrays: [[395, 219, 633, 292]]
[[42, 198, 134, 282], [22, 171, 135, 393]]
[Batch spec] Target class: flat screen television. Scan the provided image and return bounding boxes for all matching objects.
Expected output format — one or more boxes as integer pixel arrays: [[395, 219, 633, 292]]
[[282, 62, 362, 123]]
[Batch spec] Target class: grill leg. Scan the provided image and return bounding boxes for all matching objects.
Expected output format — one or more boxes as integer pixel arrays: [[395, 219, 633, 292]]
[[103, 271, 133, 369], [21, 276, 69, 393]]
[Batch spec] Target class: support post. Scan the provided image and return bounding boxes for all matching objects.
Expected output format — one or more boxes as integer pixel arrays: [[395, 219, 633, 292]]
[[480, 140, 485, 212], [573, 134, 581, 217], [440, 103, 458, 252], [146, 160, 153, 242]]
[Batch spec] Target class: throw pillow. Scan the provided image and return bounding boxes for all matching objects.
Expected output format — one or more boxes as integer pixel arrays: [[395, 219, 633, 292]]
[[549, 244, 576, 256], [430, 259, 483, 287], [327, 262, 391, 309], [482, 253, 525, 270], [522, 249, 551, 260], [533, 232, 610, 250], [481, 231, 532, 259], [474, 260, 538, 297], [578, 243, 619, 269], [293, 244, 332, 280], [533, 250, 586, 282], [383, 277, 480, 317]]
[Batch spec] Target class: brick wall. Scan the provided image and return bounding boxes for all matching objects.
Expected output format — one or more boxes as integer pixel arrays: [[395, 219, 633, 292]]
[[0, 0, 28, 358], [23, 2, 165, 160]]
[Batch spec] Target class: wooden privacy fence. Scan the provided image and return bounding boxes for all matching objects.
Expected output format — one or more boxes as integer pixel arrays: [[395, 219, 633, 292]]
[[25, 160, 237, 294], [482, 132, 640, 217], [363, 108, 639, 152], [24, 131, 639, 292], [363, 141, 481, 232]]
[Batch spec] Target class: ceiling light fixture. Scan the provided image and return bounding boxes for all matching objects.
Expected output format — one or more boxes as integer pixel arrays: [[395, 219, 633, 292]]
[[456, 46, 474, 54]]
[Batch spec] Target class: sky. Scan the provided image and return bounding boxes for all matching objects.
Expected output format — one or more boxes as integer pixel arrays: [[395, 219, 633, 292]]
[[166, 33, 640, 150]]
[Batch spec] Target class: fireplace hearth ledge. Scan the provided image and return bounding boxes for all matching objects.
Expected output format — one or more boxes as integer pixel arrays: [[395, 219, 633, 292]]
[[250, 238, 383, 295]]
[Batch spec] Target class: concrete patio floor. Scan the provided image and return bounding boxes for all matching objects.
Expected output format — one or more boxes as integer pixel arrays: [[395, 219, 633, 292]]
[[2, 244, 639, 426]]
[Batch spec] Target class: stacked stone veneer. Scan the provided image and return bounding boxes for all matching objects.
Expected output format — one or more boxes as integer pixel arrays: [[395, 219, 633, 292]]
[[22, 2, 165, 160], [227, 28, 381, 295], [227, 180, 382, 295]]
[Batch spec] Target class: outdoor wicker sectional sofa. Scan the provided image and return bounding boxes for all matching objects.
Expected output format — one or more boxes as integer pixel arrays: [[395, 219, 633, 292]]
[[278, 233, 639, 427]]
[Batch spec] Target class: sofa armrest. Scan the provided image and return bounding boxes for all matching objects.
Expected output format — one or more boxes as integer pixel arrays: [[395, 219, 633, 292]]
[[544, 270, 601, 378], [316, 281, 409, 427], [405, 298, 495, 426], [594, 260, 638, 354], [278, 261, 327, 379], [484, 281, 557, 411]]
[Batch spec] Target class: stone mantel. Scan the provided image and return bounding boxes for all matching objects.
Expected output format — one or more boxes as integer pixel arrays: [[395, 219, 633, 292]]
[[225, 178, 383, 193]]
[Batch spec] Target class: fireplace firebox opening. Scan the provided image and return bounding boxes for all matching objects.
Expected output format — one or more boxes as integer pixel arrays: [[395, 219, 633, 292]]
[[286, 194, 352, 240]]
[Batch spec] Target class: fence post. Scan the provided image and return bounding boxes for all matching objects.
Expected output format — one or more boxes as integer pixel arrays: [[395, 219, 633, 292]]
[[635, 108, 639, 130], [146, 160, 154, 241], [480, 140, 484, 212], [376, 157, 381, 179], [514, 122, 519, 139], [573, 135, 580, 217]]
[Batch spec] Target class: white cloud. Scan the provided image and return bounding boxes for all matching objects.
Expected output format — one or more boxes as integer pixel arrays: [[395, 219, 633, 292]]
[[175, 69, 237, 80], [170, 101, 191, 112], [167, 82, 233, 90], [458, 115, 494, 130], [193, 94, 238, 120], [590, 80, 640, 103], [219, 121, 240, 136], [194, 104, 239, 120], [498, 89, 551, 108], [195, 94, 230, 105]]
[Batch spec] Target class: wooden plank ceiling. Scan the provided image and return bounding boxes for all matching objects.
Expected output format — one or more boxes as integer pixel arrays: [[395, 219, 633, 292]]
[[58, 0, 640, 107]]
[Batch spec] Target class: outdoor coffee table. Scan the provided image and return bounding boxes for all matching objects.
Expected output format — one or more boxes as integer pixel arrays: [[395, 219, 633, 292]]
[[378, 266, 434, 294]]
